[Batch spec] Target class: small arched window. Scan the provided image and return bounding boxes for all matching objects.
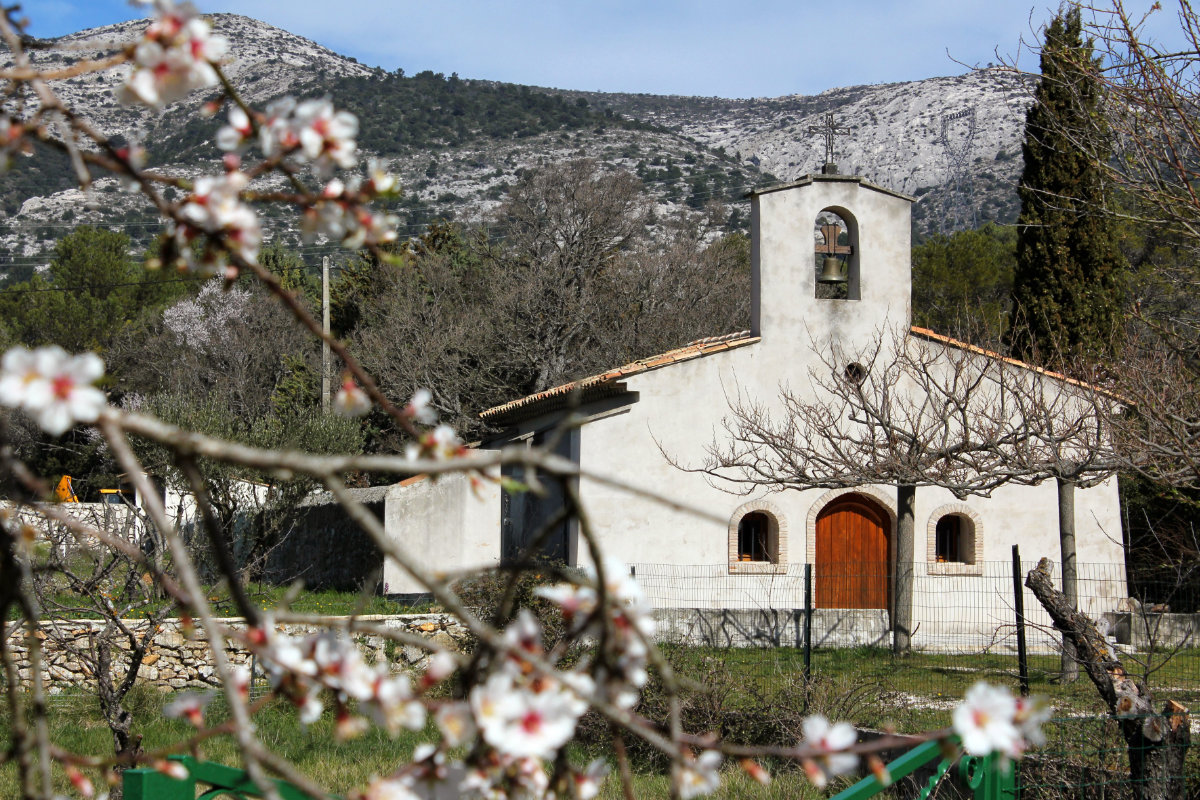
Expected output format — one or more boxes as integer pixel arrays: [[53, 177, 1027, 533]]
[[729, 502, 788, 573], [927, 506, 983, 575], [738, 512, 773, 562], [935, 515, 968, 563]]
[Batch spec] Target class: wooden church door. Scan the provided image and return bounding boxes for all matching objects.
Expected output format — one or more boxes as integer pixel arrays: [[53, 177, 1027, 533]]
[[814, 494, 890, 609]]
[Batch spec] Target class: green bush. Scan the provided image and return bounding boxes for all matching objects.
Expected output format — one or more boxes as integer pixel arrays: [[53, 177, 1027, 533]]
[[576, 647, 894, 770], [452, 562, 583, 656]]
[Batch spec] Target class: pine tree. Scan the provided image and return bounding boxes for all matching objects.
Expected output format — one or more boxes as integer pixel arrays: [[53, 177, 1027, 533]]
[[1008, 7, 1124, 365]]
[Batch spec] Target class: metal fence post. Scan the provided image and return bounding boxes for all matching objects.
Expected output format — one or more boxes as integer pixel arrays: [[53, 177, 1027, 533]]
[[1012, 544, 1030, 697], [804, 562, 813, 686]]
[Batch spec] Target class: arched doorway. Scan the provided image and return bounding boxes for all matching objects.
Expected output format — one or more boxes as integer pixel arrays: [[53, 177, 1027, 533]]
[[815, 493, 891, 609]]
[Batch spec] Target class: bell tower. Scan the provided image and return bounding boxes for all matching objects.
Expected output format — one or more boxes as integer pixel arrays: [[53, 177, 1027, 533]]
[[749, 172, 913, 351]]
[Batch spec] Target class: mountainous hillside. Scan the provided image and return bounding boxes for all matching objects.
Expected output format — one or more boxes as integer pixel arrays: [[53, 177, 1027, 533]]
[[554, 67, 1031, 232], [1, 13, 1031, 268]]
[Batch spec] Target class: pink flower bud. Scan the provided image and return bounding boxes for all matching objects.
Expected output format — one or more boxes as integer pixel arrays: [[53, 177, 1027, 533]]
[[154, 759, 190, 781], [66, 765, 95, 798]]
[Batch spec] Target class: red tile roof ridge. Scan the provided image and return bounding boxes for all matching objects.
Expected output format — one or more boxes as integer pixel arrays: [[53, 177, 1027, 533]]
[[908, 326, 1109, 394], [480, 330, 758, 420], [397, 474, 428, 488], [480, 326, 1115, 423], [687, 330, 753, 347]]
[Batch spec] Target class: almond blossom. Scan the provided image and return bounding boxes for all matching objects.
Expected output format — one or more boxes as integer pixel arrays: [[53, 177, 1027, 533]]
[[470, 670, 588, 760], [404, 388, 438, 425], [953, 681, 1023, 757], [499, 608, 545, 670], [366, 158, 399, 195], [421, 649, 457, 687], [163, 690, 215, 727], [301, 178, 399, 250], [675, 750, 722, 799], [535, 558, 654, 710], [435, 702, 476, 747], [567, 758, 609, 800], [235, 95, 359, 177], [0, 346, 107, 436], [116, 1, 227, 107], [65, 765, 95, 799], [799, 714, 859, 788], [215, 106, 253, 152], [365, 669, 427, 736], [115, 141, 148, 191], [311, 632, 376, 700], [1013, 694, 1053, 749], [172, 170, 261, 276], [467, 612, 594, 762], [460, 753, 549, 800], [154, 760, 190, 781], [0, 115, 29, 169], [250, 623, 428, 738], [360, 775, 422, 800], [334, 377, 372, 417], [298, 691, 324, 726], [405, 424, 465, 462], [293, 97, 359, 175]]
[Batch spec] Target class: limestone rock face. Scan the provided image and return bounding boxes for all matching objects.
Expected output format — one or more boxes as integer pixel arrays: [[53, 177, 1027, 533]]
[[3, 15, 1027, 260]]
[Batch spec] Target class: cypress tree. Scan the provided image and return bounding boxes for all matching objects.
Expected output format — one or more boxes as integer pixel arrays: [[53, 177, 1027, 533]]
[[1008, 7, 1124, 365]]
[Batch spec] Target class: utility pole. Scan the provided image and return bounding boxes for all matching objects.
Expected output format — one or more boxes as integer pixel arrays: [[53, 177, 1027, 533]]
[[321, 256, 331, 413]]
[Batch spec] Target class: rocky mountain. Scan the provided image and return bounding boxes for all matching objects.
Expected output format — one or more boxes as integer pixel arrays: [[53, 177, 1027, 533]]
[[1, 14, 1032, 271], [555, 67, 1031, 232]]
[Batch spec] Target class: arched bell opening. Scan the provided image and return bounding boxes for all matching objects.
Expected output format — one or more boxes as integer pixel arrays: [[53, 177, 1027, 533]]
[[813, 207, 860, 301]]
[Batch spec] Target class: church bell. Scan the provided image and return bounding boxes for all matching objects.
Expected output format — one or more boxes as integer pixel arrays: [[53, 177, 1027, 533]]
[[817, 255, 847, 284]]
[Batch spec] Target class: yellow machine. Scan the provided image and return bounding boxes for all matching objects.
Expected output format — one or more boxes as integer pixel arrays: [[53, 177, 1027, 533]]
[[55, 475, 78, 503]]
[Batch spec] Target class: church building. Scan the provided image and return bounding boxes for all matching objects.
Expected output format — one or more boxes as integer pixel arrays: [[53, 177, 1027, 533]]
[[382, 169, 1127, 650]]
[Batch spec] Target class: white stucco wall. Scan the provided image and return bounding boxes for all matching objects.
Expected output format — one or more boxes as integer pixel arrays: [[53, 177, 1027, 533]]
[[382, 469, 501, 596], [753, 175, 912, 347], [567, 174, 1126, 637], [382, 173, 1128, 645]]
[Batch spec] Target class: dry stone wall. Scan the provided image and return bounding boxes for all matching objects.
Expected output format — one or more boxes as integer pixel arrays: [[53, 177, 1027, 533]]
[[9, 613, 467, 694]]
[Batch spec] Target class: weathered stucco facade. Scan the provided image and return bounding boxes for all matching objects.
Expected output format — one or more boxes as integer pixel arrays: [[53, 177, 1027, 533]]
[[383, 172, 1126, 648]]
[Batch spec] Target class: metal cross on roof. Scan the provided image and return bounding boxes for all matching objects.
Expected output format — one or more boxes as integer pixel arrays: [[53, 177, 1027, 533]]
[[806, 112, 850, 171]]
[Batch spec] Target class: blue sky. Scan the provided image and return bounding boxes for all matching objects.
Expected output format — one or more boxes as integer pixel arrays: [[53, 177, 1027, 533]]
[[23, 1, 1181, 98]]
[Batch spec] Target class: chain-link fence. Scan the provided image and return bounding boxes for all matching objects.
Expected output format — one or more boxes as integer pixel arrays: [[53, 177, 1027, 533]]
[[633, 556, 1200, 796], [631, 556, 1200, 701]]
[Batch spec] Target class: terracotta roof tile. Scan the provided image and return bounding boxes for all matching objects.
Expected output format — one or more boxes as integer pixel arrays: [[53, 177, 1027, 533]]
[[399, 327, 1115, 490], [910, 326, 1083, 387], [482, 326, 1110, 424], [480, 330, 759, 421]]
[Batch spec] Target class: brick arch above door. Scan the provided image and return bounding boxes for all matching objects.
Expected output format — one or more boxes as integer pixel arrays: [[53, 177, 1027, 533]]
[[805, 486, 897, 565]]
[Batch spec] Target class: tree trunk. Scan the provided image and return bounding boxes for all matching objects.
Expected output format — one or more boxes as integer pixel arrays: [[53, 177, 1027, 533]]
[[1058, 476, 1080, 682], [893, 484, 916, 655], [1026, 558, 1189, 800], [93, 631, 135, 755]]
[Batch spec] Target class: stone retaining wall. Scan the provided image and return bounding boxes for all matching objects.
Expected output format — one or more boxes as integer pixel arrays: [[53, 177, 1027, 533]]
[[7, 614, 468, 694], [654, 607, 892, 649]]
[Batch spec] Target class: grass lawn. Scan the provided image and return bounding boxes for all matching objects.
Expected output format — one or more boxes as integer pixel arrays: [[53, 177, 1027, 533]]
[[4, 645, 1197, 798], [689, 644, 1200, 718], [0, 689, 833, 800], [19, 581, 432, 621], [0, 689, 429, 797]]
